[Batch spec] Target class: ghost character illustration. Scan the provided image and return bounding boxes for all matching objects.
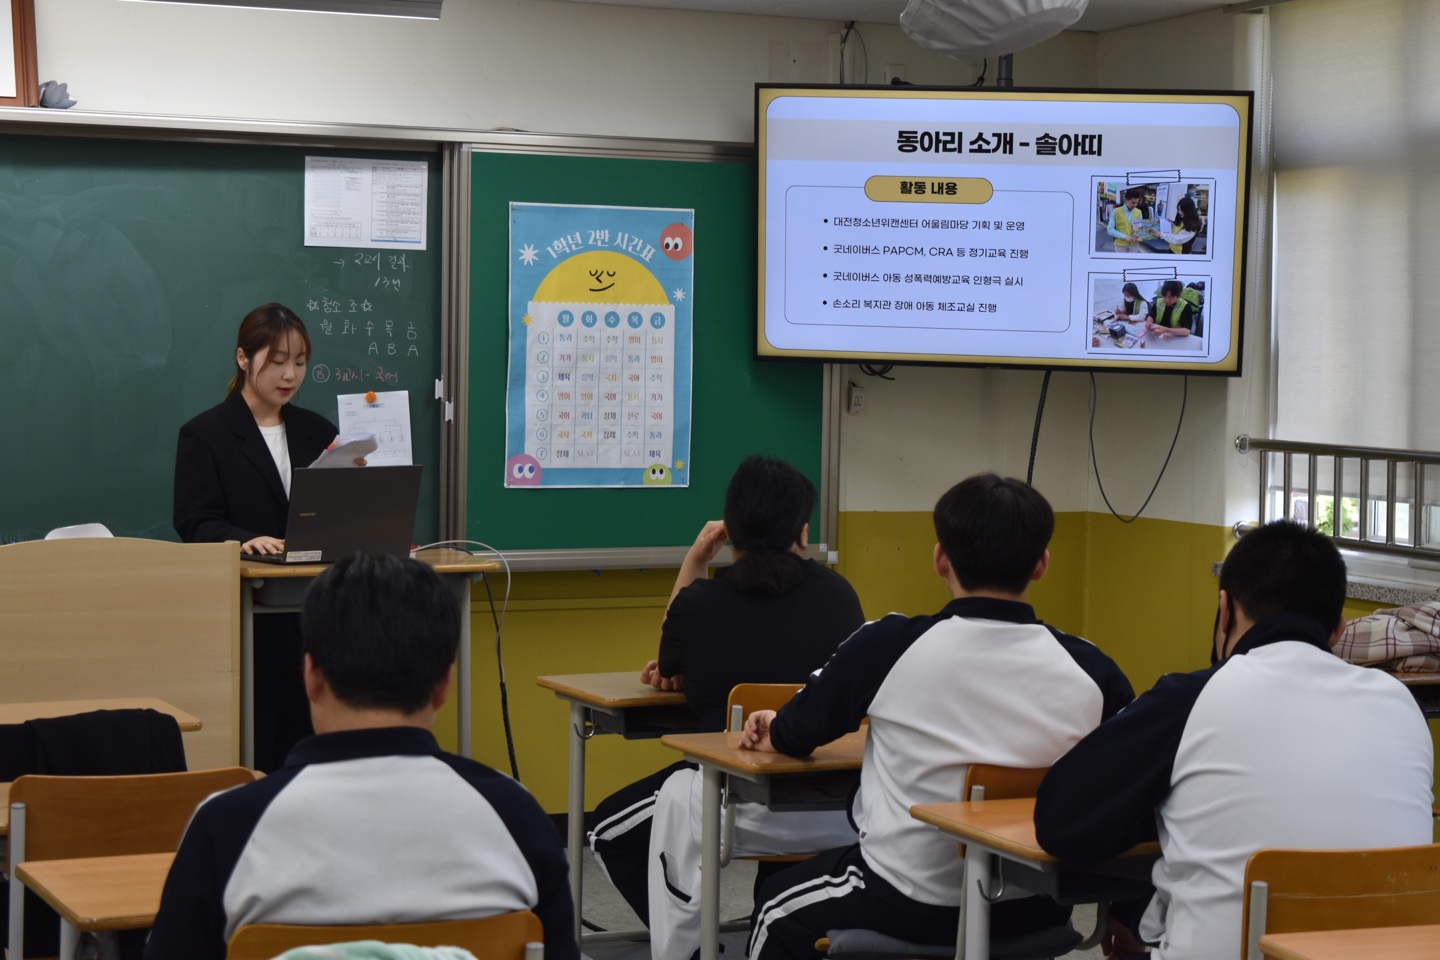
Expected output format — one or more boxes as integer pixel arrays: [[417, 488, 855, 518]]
[[643, 463, 672, 486], [507, 454, 542, 486], [660, 223, 693, 261]]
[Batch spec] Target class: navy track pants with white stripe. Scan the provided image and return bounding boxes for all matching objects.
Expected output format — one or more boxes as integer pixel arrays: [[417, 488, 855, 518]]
[[748, 843, 1070, 960]]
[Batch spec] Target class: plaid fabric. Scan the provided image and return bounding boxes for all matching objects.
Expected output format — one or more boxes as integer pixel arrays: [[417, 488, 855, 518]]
[[1335, 601, 1440, 672]]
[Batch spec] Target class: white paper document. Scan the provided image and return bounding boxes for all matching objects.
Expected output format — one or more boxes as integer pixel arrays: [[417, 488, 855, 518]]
[[310, 434, 379, 468], [304, 157, 428, 250], [336, 391, 414, 466]]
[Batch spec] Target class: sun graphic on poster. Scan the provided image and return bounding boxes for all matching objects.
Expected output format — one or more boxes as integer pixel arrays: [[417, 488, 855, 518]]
[[532, 250, 671, 305]]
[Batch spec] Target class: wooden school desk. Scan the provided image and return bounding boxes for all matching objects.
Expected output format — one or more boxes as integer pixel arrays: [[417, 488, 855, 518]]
[[14, 852, 173, 959], [536, 671, 701, 945], [661, 729, 867, 960], [241, 548, 499, 767], [910, 797, 1158, 960], [1390, 672, 1440, 719], [1258, 923, 1440, 960], [0, 697, 202, 837]]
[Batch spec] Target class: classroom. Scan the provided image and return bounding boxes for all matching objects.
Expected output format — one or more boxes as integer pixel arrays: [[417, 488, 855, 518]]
[[2, 0, 1438, 956]]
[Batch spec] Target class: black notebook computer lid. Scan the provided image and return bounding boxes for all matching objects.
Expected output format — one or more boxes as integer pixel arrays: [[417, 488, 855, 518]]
[[251, 465, 421, 564]]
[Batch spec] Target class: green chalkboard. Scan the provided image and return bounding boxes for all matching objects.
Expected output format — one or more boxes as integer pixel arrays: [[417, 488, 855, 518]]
[[467, 148, 825, 553], [0, 132, 442, 543]]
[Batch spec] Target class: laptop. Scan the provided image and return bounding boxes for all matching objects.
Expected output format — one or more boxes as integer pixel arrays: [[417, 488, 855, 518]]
[[247, 465, 422, 564]]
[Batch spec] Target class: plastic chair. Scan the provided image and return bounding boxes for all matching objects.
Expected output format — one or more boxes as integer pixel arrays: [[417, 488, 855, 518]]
[[820, 764, 1083, 960], [7, 767, 258, 960], [227, 910, 544, 960], [1241, 844, 1440, 960], [720, 683, 806, 866]]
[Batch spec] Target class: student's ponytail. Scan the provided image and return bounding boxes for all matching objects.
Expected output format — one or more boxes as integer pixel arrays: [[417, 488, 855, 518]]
[[723, 456, 815, 597]]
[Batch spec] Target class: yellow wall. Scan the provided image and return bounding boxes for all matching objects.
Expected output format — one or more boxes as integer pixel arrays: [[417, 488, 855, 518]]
[[835, 510, 1224, 692], [470, 513, 1438, 819]]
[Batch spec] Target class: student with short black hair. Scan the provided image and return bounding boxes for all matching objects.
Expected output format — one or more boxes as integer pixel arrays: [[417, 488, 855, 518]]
[[144, 555, 577, 960], [589, 455, 864, 960], [1035, 521, 1434, 960], [743, 474, 1134, 960], [1147, 280, 1196, 339]]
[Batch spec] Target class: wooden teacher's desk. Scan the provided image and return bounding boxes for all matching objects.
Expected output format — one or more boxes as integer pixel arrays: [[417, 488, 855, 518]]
[[242, 548, 499, 767], [910, 797, 1158, 960], [536, 671, 701, 946], [0, 538, 238, 771], [14, 852, 173, 958], [661, 729, 867, 960], [1258, 923, 1440, 960]]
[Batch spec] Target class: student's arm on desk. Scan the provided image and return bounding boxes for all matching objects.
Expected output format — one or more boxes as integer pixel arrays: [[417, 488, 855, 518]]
[[1034, 668, 1211, 866], [741, 614, 908, 756]]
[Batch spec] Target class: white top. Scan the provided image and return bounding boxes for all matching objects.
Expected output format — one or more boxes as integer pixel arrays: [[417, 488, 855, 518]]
[[258, 422, 291, 497], [1143, 640, 1434, 960]]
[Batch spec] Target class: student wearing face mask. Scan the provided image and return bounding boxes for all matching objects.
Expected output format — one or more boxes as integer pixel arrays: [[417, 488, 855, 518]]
[[1115, 282, 1150, 323]]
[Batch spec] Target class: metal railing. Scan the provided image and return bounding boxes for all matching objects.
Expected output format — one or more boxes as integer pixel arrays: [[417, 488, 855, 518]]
[[1236, 436, 1440, 561]]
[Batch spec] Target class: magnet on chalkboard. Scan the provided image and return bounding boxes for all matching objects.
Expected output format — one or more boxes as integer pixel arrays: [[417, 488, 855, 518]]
[[38, 82, 77, 109]]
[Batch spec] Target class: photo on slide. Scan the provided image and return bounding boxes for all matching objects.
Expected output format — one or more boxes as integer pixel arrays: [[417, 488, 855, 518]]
[[1086, 272, 1212, 358], [1092, 178, 1215, 260]]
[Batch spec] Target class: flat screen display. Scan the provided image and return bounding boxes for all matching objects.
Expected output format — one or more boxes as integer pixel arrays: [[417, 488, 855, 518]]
[[755, 85, 1253, 375]]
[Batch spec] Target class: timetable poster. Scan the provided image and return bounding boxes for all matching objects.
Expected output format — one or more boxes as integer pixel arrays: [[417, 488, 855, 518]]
[[504, 203, 695, 488]]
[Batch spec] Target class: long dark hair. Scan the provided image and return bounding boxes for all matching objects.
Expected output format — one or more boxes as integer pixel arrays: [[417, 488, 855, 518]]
[[227, 303, 313, 396], [1173, 196, 1202, 234], [724, 456, 816, 596]]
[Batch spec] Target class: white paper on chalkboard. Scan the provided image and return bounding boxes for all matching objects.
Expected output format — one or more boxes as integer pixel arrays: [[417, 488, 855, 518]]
[[304, 157, 428, 250], [336, 391, 414, 466], [0, 2, 16, 100]]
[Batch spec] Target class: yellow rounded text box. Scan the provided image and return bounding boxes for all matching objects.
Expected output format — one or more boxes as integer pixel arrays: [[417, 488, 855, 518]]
[[864, 176, 994, 204]]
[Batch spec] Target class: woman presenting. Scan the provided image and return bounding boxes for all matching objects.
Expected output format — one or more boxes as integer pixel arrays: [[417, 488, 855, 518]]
[[173, 303, 337, 769]]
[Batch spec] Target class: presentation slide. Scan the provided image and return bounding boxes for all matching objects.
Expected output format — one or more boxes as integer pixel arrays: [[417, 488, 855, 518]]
[[756, 87, 1252, 374]]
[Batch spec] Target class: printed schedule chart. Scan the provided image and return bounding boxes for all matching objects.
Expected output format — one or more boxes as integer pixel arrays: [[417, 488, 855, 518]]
[[505, 202, 693, 489]]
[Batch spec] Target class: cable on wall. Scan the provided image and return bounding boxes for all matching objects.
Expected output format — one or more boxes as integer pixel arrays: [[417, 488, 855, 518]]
[[1026, 370, 1052, 486], [414, 539, 517, 780], [1087, 373, 1189, 523]]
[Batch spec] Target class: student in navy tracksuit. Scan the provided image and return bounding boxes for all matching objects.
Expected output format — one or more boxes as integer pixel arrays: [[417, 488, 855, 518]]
[[1035, 521, 1434, 960], [144, 555, 577, 960], [741, 474, 1134, 960]]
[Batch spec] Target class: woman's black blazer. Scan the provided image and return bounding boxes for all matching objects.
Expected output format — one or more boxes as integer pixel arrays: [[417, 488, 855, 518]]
[[173, 389, 338, 544]]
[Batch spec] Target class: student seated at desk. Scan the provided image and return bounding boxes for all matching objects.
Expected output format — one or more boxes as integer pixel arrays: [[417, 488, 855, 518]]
[[143, 555, 576, 960], [742, 474, 1134, 960], [1145, 281, 1196, 341], [1034, 521, 1434, 960], [589, 456, 864, 960]]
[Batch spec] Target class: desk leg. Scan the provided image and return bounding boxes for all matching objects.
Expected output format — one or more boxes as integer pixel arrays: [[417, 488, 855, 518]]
[[455, 574, 473, 758], [241, 583, 255, 770], [700, 764, 722, 960], [961, 845, 990, 960], [58, 919, 79, 960], [568, 701, 587, 948]]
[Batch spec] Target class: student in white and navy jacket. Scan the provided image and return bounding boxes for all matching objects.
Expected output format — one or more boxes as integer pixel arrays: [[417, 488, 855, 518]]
[[1035, 520, 1435, 960], [143, 555, 577, 960], [741, 475, 1135, 960]]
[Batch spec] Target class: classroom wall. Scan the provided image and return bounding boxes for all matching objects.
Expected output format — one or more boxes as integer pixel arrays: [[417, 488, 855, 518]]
[[36, 2, 1430, 817]]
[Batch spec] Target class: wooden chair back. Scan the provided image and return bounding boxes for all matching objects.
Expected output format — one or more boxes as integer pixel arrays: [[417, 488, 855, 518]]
[[962, 763, 1049, 801], [725, 683, 804, 731], [227, 910, 544, 960], [6, 766, 256, 869], [1242, 845, 1440, 959]]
